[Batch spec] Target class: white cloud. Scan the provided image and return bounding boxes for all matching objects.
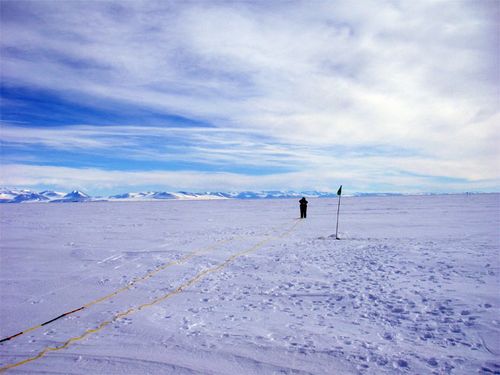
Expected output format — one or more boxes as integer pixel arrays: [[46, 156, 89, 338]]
[[0, 0, 498, 192], [1, 156, 497, 196]]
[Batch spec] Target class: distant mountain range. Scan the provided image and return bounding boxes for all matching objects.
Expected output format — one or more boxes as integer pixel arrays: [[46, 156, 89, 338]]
[[0, 188, 343, 203], [0, 188, 480, 203], [0, 189, 89, 203]]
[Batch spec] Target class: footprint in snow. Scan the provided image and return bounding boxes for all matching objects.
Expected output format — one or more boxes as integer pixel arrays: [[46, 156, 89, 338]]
[[394, 359, 409, 368]]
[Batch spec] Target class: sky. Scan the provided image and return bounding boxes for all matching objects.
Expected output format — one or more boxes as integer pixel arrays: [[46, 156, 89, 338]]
[[1, 0, 499, 195]]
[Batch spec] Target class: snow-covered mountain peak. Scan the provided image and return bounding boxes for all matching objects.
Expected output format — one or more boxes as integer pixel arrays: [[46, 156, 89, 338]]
[[39, 190, 66, 198], [65, 190, 89, 198]]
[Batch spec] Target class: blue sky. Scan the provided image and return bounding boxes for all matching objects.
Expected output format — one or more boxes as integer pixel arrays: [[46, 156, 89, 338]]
[[1, 0, 498, 195]]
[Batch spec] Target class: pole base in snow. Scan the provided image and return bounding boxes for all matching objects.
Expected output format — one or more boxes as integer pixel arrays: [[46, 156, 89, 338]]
[[335, 236, 340, 240]]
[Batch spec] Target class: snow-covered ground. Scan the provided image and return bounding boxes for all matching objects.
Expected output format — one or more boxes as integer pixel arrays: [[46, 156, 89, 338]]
[[0, 194, 498, 374]]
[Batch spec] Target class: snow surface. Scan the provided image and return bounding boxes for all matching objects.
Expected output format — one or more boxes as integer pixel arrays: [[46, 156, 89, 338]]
[[0, 194, 498, 374]]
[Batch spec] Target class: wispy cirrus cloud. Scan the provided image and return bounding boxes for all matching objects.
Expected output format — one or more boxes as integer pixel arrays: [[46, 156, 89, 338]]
[[2, 122, 496, 195], [0, 0, 498, 193]]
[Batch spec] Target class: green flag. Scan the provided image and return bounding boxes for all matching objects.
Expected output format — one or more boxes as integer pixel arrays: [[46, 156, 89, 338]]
[[337, 185, 342, 196]]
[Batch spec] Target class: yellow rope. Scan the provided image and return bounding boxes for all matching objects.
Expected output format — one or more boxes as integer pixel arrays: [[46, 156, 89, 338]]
[[0, 219, 301, 372], [1, 236, 238, 343], [83, 236, 236, 309]]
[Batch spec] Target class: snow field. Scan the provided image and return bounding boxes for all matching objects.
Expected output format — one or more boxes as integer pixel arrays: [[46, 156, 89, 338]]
[[0, 195, 499, 374]]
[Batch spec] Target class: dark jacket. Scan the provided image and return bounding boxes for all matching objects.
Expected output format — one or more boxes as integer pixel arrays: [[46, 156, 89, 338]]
[[299, 197, 308, 206]]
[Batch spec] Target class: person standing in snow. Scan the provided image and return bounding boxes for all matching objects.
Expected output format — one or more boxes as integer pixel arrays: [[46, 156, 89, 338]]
[[299, 197, 308, 218]]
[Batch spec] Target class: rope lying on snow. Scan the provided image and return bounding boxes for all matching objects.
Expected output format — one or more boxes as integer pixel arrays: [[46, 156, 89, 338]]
[[0, 219, 301, 373], [0, 236, 238, 344], [0, 307, 86, 343]]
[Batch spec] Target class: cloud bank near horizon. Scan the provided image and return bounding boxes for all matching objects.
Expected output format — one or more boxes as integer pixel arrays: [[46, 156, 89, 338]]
[[1, 0, 498, 194]]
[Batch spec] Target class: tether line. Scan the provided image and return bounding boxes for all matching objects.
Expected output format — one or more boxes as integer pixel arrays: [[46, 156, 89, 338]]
[[0, 236, 240, 344], [0, 219, 301, 373]]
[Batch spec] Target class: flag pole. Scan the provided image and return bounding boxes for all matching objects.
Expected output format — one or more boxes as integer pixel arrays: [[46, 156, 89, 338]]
[[335, 185, 342, 240]]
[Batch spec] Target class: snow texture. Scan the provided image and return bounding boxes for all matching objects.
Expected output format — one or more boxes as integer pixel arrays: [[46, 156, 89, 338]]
[[0, 194, 498, 374]]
